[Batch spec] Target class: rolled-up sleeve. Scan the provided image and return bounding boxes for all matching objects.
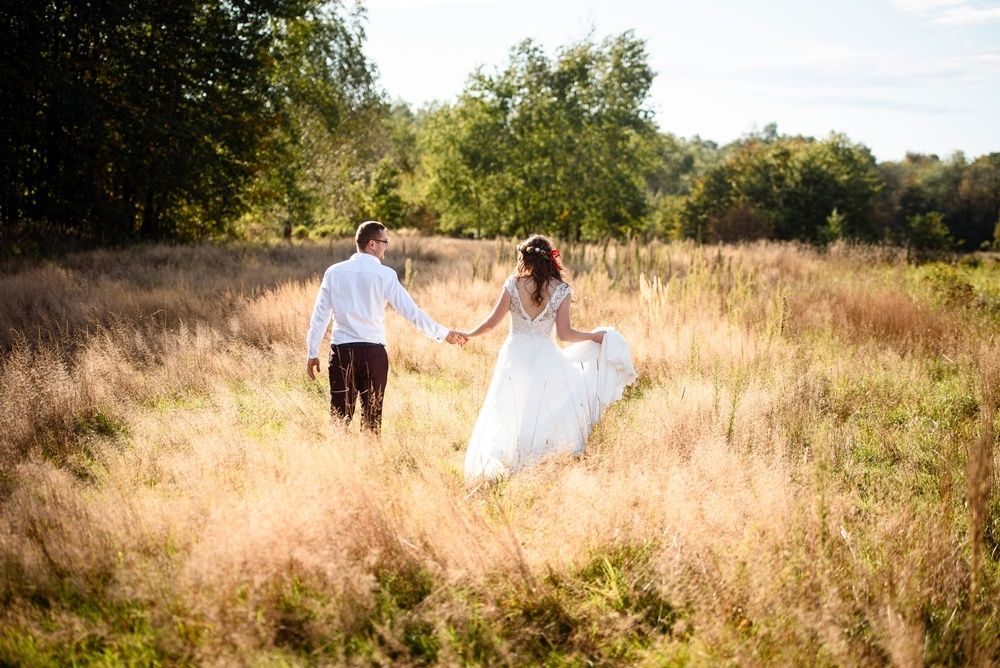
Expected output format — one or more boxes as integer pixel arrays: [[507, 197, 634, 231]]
[[306, 270, 334, 358], [385, 275, 448, 342]]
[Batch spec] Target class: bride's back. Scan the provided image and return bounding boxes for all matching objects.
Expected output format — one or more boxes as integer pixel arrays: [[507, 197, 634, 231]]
[[505, 275, 570, 338], [514, 276, 561, 319]]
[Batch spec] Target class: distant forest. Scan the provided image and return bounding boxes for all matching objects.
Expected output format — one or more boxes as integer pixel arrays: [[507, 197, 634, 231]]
[[3, 1, 998, 255]]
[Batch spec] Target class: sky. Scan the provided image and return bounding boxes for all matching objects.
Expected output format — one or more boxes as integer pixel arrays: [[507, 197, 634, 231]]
[[360, 0, 1000, 162]]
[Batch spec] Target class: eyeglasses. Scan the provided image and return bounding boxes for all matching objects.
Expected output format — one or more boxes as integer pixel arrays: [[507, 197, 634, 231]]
[[373, 238, 389, 245]]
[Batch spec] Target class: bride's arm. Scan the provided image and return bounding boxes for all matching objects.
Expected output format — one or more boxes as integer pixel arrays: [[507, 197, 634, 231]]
[[555, 297, 604, 343], [461, 287, 511, 338]]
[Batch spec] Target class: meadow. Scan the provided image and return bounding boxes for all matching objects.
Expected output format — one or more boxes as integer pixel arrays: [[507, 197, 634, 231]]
[[0, 236, 998, 666]]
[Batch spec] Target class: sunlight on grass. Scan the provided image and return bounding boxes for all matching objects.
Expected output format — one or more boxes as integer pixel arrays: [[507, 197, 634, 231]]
[[0, 238, 997, 664]]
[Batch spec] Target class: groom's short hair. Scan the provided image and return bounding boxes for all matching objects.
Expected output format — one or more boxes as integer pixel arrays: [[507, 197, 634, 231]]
[[355, 220, 386, 249]]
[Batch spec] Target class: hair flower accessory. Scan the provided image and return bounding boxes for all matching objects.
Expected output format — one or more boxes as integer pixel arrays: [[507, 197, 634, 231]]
[[550, 248, 563, 269]]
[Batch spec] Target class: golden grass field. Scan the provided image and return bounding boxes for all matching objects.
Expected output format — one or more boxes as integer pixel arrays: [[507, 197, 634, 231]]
[[1, 236, 998, 666]]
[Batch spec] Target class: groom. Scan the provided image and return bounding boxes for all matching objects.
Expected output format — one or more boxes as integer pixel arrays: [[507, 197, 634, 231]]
[[306, 221, 466, 433]]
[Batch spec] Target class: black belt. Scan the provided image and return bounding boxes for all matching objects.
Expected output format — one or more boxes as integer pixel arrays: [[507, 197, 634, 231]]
[[332, 341, 383, 348]]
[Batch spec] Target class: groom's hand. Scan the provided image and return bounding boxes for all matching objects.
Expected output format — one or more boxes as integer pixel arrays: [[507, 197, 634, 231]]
[[446, 331, 467, 346], [307, 357, 320, 380]]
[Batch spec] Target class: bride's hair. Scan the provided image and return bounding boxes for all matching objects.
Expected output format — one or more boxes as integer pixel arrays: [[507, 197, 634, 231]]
[[516, 234, 563, 306]]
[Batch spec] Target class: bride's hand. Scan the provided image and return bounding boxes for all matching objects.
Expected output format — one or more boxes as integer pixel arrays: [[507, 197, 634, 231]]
[[592, 331, 605, 344], [446, 330, 468, 346]]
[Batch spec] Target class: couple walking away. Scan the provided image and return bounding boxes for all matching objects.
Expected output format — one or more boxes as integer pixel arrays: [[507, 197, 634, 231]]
[[305, 221, 637, 483]]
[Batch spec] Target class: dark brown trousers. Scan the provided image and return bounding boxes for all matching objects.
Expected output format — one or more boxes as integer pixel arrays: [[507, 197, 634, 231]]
[[328, 343, 389, 433]]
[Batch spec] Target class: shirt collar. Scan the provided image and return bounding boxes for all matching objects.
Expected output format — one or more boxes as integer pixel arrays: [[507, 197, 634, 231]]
[[352, 252, 382, 265]]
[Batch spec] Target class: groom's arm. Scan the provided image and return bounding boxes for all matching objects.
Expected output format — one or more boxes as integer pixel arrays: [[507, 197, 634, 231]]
[[385, 274, 449, 342], [305, 269, 334, 365]]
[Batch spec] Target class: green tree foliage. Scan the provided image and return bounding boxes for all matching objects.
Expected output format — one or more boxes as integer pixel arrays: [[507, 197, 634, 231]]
[[641, 133, 726, 238], [906, 211, 953, 253], [957, 153, 1000, 250], [378, 103, 449, 234], [874, 152, 1000, 250], [5, 2, 995, 254], [363, 160, 406, 227], [1, 0, 376, 252], [643, 133, 726, 198], [247, 3, 381, 239], [681, 133, 883, 243], [420, 33, 656, 241]]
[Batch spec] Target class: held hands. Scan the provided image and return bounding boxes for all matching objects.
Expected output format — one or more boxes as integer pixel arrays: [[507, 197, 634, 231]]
[[446, 330, 468, 346]]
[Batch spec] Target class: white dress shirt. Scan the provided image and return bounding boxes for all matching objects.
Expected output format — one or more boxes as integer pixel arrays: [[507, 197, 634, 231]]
[[306, 252, 448, 359]]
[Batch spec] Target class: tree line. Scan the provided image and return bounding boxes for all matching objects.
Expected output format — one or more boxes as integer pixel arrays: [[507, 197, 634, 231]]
[[1, 0, 379, 252], [3, 3, 997, 255]]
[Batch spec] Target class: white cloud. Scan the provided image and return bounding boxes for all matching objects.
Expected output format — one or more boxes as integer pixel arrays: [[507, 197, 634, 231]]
[[781, 92, 968, 114], [891, 0, 1000, 25], [661, 48, 1000, 89], [893, 0, 964, 11], [935, 5, 1000, 23]]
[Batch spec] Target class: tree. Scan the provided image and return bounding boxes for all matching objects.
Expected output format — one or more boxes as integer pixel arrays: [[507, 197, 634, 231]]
[[640, 133, 726, 239], [641, 133, 726, 199], [420, 33, 656, 241], [363, 160, 406, 227], [906, 211, 953, 251], [956, 153, 1000, 250], [872, 151, 997, 249], [248, 2, 381, 238], [0, 0, 377, 252], [681, 132, 882, 243]]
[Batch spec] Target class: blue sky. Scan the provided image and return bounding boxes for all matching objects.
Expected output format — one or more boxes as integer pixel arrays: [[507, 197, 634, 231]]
[[360, 0, 1000, 162]]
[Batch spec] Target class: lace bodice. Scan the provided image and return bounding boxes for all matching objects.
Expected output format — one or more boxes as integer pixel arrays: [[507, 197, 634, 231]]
[[504, 275, 571, 338]]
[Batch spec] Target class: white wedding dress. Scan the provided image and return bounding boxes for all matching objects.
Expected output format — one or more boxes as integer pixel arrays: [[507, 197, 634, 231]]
[[464, 275, 637, 483]]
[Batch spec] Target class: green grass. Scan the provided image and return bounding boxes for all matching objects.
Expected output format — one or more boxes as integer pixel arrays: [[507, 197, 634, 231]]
[[1, 239, 997, 665], [0, 601, 168, 667]]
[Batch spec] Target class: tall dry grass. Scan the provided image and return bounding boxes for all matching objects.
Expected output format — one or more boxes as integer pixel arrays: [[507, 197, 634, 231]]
[[0, 237, 998, 665]]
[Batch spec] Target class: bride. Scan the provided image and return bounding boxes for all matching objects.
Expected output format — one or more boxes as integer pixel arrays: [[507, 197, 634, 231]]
[[459, 235, 637, 483]]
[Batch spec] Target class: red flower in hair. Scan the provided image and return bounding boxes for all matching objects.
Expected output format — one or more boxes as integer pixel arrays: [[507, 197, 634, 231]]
[[550, 248, 563, 270]]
